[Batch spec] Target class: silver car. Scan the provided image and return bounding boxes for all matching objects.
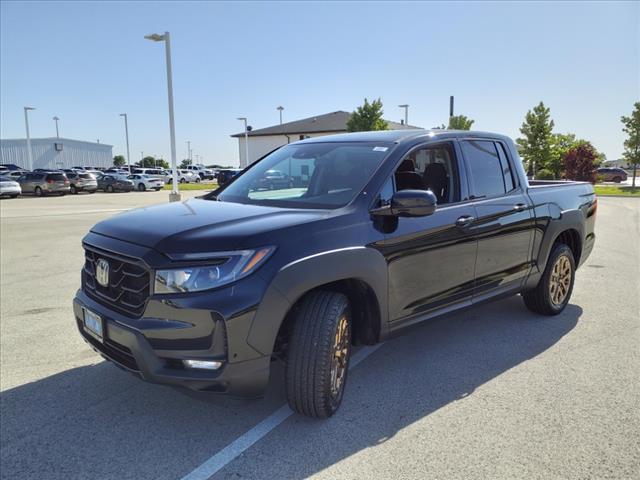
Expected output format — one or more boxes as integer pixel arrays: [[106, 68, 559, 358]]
[[0, 176, 21, 198], [66, 171, 98, 194], [18, 172, 71, 196]]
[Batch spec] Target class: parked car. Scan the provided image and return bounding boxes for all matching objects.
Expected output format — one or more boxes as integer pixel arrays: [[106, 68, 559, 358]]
[[185, 165, 214, 180], [166, 169, 199, 184], [251, 169, 294, 190], [596, 167, 628, 183], [66, 171, 98, 194], [131, 168, 170, 183], [74, 130, 597, 418], [1, 170, 27, 180], [128, 174, 164, 191], [18, 172, 70, 196], [0, 176, 21, 198], [216, 168, 243, 186], [0, 163, 24, 171], [97, 174, 134, 192]]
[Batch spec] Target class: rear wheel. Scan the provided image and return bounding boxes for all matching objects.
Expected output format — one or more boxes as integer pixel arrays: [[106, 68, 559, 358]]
[[285, 291, 352, 418], [613, 176, 622, 183], [70, 184, 78, 194], [523, 243, 575, 315], [34, 186, 43, 197], [138, 183, 146, 191], [180, 178, 186, 184], [106, 185, 114, 193]]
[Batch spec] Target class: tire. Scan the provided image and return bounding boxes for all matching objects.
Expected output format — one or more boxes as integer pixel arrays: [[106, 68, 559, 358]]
[[613, 176, 622, 183], [138, 183, 146, 191], [523, 243, 575, 316], [34, 187, 43, 197], [180, 178, 186, 184], [195, 177, 201, 183], [106, 185, 114, 193], [70, 184, 77, 194], [285, 291, 352, 418], [11, 194, 19, 198]]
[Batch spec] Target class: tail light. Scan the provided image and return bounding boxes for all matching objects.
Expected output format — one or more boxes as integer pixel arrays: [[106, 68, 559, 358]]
[[47, 179, 54, 184]]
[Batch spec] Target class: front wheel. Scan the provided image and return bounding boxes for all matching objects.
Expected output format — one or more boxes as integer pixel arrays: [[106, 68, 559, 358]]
[[106, 185, 114, 193], [285, 291, 352, 418], [180, 178, 186, 184], [70, 184, 77, 194], [523, 243, 575, 315], [138, 183, 146, 191]]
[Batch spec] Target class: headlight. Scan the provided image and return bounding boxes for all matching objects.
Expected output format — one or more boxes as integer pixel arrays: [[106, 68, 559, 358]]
[[154, 247, 275, 294]]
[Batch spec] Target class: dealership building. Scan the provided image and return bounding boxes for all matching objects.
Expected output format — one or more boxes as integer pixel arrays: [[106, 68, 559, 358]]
[[0, 138, 113, 170], [231, 110, 421, 167]]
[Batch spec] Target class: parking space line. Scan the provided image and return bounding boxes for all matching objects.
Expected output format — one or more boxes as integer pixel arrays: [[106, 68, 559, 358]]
[[180, 343, 384, 480]]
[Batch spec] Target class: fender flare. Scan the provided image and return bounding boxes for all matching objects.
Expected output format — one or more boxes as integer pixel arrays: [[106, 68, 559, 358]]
[[247, 247, 389, 355]]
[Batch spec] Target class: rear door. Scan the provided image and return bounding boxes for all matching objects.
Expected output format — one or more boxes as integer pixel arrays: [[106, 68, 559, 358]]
[[459, 139, 535, 300]]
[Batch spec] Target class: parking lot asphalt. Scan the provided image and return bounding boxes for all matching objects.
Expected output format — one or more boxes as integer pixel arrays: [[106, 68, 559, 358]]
[[1, 193, 639, 480]]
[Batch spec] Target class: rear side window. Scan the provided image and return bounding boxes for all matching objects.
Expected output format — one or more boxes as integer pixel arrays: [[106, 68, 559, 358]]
[[460, 140, 506, 198], [496, 142, 516, 191], [79, 173, 92, 179], [47, 173, 66, 181]]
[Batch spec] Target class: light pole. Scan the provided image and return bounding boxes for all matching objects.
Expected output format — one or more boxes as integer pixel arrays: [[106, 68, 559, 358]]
[[23, 107, 35, 171], [277, 106, 284, 125], [186, 140, 192, 164], [145, 31, 180, 201], [398, 104, 409, 126], [53, 116, 60, 138], [119, 113, 131, 172], [237, 117, 249, 167]]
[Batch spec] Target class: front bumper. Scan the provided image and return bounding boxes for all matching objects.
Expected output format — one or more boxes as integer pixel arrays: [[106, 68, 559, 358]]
[[73, 285, 271, 398]]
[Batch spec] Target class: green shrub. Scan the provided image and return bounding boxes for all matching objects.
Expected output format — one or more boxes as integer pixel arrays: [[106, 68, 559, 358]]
[[536, 169, 555, 180]]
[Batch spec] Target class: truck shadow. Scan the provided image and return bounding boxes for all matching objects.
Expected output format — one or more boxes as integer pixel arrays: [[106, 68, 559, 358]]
[[0, 296, 581, 480]]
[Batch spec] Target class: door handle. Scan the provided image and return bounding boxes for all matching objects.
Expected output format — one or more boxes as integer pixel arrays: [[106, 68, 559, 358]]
[[513, 203, 527, 212], [455, 215, 475, 228]]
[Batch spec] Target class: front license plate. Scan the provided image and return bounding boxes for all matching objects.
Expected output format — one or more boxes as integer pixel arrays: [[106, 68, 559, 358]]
[[83, 308, 103, 342]]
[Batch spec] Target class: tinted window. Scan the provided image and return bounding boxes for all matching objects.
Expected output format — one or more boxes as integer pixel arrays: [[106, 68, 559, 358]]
[[461, 140, 505, 198], [47, 173, 66, 181], [79, 173, 92, 179], [496, 142, 516, 191]]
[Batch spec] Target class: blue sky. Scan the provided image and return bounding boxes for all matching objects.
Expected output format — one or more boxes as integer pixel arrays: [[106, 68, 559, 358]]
[[1, 1, 638, 166]]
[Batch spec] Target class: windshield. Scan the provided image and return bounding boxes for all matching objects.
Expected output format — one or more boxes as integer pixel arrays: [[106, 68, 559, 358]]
[[216, 142, 393, 209]]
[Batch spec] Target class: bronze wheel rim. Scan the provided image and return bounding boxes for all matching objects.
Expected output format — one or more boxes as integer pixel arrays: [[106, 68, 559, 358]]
[[549, 255, 572, 306], [330, 315, 350, 399]]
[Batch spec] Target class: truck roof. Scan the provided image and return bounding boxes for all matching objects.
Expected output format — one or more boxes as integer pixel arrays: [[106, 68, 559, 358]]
[[293, 129, 514, 145]]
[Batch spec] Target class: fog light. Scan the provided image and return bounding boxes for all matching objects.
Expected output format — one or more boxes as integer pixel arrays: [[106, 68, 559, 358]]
[[183, 359, 223, 370]]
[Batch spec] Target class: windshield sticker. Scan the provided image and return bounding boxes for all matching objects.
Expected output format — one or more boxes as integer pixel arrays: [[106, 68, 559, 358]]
[[373, 146, 388, 152]]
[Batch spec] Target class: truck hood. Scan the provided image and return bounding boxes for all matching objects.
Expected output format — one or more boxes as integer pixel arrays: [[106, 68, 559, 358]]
[[90, 198, 329, 253]]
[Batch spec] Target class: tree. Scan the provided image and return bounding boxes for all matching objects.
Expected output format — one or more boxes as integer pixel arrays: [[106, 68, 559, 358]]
[[346, 98, 388, 132], [180, 159, 192, 169], [517, 102, 555, 177], [549, 133, 581, 179], [563, 142, 598, 183], [621, 101, 640, 188], [447, 115, 474, 130], [113, 155, 126, 167], [137, 156, 169, 169]]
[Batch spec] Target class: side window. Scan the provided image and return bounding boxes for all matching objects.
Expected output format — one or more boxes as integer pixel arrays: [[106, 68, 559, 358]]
[[496, 142, 516, 192], [460, 140, 505, 198], [392, 142, 460, 204]]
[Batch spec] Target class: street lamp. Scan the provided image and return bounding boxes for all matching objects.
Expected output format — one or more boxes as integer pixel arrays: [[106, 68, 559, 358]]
[[119, 113, 131, 172], [145, 31, 180, 201], [23, 107, 35, 171], [398, 104, 409, 126], [237, 117, 249, 167], [186, 140, 192, 164], [277, 106, 284, 125], [53, 116, 60, 138]]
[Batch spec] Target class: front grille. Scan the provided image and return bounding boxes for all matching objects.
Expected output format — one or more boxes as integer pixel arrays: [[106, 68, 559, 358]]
[[82, 246, 150, 318]]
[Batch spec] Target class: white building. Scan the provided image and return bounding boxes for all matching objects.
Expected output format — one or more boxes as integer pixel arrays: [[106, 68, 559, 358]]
[[231, 111, 421, 167], [0, 138, 113, 170]]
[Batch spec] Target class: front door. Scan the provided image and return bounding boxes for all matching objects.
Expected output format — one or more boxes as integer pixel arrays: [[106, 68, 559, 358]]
[[375, 141, 478, 324]]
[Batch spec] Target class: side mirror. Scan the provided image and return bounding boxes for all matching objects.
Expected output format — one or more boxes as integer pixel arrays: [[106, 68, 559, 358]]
[[371, 189, 437, 217]]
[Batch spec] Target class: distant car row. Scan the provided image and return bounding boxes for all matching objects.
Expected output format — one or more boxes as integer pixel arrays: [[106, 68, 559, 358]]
[[0, 170, 168, 198]]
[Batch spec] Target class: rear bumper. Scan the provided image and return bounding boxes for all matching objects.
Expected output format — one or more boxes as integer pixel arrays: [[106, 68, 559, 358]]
[[73, 289, 271, 398], [0, 186, 21, 196], [78, 184, 98, 192]]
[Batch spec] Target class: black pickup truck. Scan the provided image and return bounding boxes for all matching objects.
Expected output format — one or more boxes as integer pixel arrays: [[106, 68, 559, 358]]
[[73, 130, 596, 418]]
